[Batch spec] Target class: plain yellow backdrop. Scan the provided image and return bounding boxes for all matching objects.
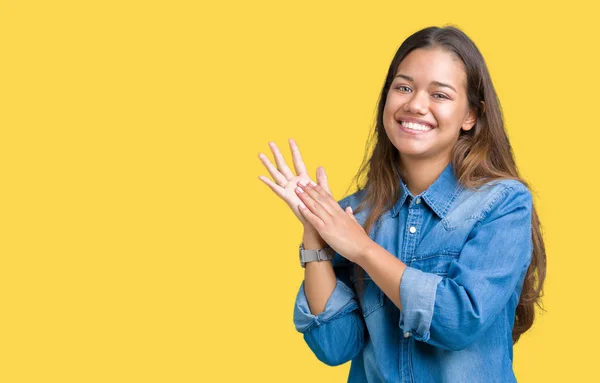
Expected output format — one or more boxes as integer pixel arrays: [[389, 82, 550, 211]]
[[1, 0, 597, 381]]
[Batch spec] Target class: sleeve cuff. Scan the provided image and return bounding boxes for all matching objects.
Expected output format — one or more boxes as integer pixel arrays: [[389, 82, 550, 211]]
[[399, 266, 443, 342], [294, 279, 358, 333]]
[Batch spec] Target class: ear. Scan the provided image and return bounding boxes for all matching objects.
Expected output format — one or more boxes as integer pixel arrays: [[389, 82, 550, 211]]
[[461, 105, 478, 132]]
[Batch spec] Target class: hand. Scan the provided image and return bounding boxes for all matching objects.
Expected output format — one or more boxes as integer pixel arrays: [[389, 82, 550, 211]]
[[258, 139, 332, 228], [295, 178, 374, 262]]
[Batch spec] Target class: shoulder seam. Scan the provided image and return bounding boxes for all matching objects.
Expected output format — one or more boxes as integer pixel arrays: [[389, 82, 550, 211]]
[[475, 182, 530, 223]]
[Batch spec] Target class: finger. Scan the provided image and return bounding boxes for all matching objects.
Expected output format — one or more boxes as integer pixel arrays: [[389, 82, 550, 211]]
[[295, 183, 332, 222], [305, 181, 342, 214], [346, 206, 358, 222], [258, 175, 285, 199], [316, 166, 332, 195], [297, 201, 326, 230], [289, 138, 308, 176], [258, 153, 288, 186], [298, 181, 337, 216], [269, 141, 295, 180]]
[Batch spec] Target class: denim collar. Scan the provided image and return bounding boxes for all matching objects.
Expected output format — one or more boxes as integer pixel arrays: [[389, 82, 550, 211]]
[[390, 162, 464, 219]]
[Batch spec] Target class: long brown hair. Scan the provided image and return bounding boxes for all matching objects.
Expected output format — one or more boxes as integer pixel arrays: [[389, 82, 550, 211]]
[[347, 25, 546, 344]]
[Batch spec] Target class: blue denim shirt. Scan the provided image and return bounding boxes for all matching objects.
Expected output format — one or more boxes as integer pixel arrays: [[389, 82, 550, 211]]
[[293, 163, 533, 382]]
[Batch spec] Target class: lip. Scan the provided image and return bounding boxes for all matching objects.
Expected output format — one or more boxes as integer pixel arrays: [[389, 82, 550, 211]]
[[396, 119, 434, 135], [396, 116, 435, 128]]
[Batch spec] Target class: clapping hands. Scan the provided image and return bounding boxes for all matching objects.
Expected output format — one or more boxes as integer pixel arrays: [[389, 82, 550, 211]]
[[258, 139, 373, 262], [258, 139, 332, 228]]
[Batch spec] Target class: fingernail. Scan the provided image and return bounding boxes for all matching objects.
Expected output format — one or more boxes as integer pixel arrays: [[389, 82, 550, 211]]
[[296, 187, 304, 193], [309, 181, 317, 187], [299, 180, 308, 186], [299, 202, 306, 209]]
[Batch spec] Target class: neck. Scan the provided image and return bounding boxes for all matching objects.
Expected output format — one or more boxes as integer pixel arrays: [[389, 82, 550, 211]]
[[399, 155, 450, 196]]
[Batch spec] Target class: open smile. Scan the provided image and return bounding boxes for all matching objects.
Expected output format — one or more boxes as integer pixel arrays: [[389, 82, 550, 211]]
[[397, 120, 434, 135]]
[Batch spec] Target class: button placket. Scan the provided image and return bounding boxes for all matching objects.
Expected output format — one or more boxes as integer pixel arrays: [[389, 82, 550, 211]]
[[402, 201, 421, 263]]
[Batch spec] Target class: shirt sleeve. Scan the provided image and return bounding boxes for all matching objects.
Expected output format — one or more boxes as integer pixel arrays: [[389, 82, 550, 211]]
[[293, 252, 366, 366], [398, 183, 534, 351]]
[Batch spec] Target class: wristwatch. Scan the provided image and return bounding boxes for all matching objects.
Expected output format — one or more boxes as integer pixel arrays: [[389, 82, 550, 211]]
[[299, 243, 335, 268]]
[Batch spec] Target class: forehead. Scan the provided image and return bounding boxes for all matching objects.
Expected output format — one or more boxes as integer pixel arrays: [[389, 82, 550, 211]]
[[395, 47, 467, 89]]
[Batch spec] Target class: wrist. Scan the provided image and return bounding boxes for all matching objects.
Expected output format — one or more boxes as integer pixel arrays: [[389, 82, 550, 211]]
[[302, 226, 327, 249], [354, 238, 377, 266]]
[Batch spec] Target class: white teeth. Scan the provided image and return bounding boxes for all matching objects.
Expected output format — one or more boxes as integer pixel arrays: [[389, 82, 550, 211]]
[[400, 121, 432, 131]]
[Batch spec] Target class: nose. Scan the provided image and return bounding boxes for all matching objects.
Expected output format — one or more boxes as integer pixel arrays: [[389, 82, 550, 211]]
[[403, 91, 429, 115]]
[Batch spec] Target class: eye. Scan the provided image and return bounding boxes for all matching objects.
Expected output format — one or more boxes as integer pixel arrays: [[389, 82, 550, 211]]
[[395, 85, 411, 92], [433, 93, 449, 100]]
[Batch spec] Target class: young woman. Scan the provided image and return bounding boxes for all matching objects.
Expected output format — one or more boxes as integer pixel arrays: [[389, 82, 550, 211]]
[[258, 25, 546, 382]]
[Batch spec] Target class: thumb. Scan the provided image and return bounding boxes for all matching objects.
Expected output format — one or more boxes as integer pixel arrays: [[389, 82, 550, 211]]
[[316, 166, 332, 195], [346, 206, 358, 222]]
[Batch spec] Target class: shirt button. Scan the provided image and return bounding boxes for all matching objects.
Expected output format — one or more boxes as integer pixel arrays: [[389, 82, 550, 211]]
[[415, 198, 421, 204], [409, 226, 417, 234], [404, 332, 411, 338]]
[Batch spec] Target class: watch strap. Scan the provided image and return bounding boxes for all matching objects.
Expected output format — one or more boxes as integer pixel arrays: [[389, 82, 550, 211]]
[[299, 243, 335, 267]]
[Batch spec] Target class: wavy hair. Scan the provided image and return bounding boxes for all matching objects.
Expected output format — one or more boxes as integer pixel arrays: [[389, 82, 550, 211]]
[[348, 25, 546, 344]]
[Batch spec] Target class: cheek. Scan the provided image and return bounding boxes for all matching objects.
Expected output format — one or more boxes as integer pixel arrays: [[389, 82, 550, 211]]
[[384, 95, 401, 118], [435, 107, 463, 127], [382, 103, 394, 123], [385, 92, 402, 107]]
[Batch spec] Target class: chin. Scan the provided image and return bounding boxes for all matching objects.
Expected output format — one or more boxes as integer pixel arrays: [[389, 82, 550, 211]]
[[393, 142, 431, 157]]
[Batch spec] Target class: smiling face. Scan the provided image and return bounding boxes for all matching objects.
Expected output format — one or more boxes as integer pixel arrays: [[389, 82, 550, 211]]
[[383, 47, 477, 164]]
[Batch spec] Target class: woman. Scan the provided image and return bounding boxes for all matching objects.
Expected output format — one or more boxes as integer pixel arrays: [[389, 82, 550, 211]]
[[258, 25, 546, 382]]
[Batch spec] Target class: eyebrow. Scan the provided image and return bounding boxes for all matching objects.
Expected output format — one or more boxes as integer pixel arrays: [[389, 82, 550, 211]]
[[394, 73, 457, 93]]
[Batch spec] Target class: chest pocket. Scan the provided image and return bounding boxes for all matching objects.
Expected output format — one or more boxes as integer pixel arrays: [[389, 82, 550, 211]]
[[351, 273, 384, 317], [408, 250, 460, 276]]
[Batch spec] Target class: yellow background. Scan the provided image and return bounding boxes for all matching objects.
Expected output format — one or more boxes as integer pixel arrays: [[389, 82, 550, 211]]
[[1, 0, 597, 381]]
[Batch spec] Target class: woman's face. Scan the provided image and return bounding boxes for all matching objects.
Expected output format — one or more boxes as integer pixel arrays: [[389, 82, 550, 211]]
[[383, 47, 477, 163]]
